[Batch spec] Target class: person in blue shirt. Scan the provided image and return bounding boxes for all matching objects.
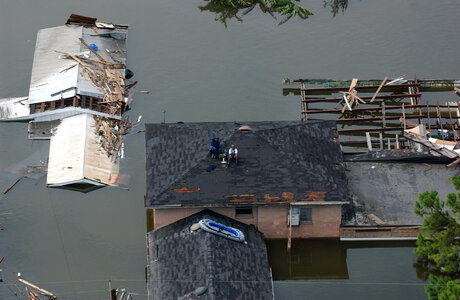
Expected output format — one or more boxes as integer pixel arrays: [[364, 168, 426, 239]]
[[209, 137, 220, 159]]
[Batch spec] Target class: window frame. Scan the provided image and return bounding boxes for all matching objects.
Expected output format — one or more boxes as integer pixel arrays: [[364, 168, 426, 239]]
[[235, 206, 253, 218]]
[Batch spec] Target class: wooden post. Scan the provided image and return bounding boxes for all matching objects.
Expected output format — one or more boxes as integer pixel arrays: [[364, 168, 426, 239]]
[[300, 83, 307, 121], [437, 102, 444, 140], [447, 102, 456, 142], [427, 104, 431, 132], [395, 134, 400, 149], [287, 205, 292, 252], [414, 75, 423, 124], [111, 289, 117, 300], [402, 104, 406, 132], [366, 132, 372, 151], [379, 133, 383, 150], [388, 138, 391, 150], [382, 102, 386, 128]]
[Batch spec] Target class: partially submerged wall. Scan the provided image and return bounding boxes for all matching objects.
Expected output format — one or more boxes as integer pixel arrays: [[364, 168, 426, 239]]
[[153, 204, 343, 239]]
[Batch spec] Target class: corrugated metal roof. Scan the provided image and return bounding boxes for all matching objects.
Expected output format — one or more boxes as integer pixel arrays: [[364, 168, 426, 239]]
[[47, 113, 118, 186], [28, 25, 128, 105], [0, 97, 30, 120], [28, 26, 82, 105]]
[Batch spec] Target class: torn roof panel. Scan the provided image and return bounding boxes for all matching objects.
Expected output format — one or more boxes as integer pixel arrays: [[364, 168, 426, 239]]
[[0, 97, 29, 120], [47, 113, 118, 187], [27, 24, 128, 104], [145, 121, 352, 207]]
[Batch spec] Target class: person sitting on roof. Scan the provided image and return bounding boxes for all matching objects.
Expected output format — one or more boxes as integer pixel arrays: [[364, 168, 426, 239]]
[[208, 137, 220, 159], [227, 144, 238, 166]]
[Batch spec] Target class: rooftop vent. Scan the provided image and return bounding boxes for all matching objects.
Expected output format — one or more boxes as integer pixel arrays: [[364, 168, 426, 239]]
[[238, 125, 251, 131]]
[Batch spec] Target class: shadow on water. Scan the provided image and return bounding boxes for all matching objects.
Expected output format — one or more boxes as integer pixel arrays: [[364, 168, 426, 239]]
[[267, 239, 429, 281]]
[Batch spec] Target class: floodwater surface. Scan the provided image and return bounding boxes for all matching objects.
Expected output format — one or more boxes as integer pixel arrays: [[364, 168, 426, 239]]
[[0, 0, 459, 299]]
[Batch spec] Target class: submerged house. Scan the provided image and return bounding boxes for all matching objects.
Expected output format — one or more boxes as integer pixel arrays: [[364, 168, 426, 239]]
[[145, 120, 352, 239], [147, 209, 273, 299], [0, 15, 133, 192]]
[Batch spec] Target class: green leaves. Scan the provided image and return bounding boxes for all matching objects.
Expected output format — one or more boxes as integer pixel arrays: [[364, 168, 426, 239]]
[[199, 0, 313, 26], [414, 175, 460, 299]]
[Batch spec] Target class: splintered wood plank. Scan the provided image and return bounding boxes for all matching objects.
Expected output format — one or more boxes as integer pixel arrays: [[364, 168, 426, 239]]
[[370, 76, 388, 102]]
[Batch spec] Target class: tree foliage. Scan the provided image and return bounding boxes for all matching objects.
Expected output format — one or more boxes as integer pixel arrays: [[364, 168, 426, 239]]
[[414, 175, 460, 299], [199, 0, 314, 26]]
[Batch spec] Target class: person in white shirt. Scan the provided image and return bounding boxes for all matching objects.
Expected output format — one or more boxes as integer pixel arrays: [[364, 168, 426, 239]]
[[228, 145, 238, 166]]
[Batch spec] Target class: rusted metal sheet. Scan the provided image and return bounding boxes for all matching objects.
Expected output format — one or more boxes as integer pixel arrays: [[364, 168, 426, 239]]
[[302, 191, 327, 201], [173, 187, 200, 193]]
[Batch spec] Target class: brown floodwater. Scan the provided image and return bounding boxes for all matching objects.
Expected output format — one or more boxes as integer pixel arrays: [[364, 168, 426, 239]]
[[0, 0, 458, 298]]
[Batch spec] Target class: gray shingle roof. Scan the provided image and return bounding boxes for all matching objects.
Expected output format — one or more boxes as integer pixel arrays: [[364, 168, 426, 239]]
[[145, 121, 351, 207], [147, 209, 273, 300]]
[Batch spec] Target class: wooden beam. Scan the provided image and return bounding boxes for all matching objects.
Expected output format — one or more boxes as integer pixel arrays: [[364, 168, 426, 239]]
[[18, 276, 56, 299], [302, 83, 419, 92], [370, 76, 388, 102], [303, 93, 421, 103], [447, 158, 460, 168], [303, 104, 426, 114], [366, 132, 372, 150]]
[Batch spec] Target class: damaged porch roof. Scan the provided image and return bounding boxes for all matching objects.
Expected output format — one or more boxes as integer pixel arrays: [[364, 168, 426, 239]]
[[145, 120, 352, 207]]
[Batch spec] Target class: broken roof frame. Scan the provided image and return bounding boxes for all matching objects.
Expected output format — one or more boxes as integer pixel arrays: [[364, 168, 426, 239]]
[[284, 75, 460, 155]]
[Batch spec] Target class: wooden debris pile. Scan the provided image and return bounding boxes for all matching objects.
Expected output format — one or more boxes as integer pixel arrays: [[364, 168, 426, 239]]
[[95, 116, 133, 159], [55, 37, 136, 116]]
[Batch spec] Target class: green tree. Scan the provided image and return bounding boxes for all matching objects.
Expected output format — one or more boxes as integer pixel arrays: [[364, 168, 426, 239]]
[[414, 175, 460, 299], [199, 0, 313, 26]]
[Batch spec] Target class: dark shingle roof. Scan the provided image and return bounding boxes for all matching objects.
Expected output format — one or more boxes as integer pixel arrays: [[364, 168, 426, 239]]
[[147, 209, 273, 300], [145, 121, 351, 207]]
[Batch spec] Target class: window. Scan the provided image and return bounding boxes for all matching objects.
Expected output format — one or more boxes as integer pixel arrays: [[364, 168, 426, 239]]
[[299, 207, 312, 222], [235, 207, 253, 217]]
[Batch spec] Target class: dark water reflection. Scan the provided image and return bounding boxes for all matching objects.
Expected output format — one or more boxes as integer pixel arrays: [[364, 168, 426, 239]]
[[269, 240, 429, 300], [267, 239, 349, 280], [1, 0, 458, 298], [267, 239, 429, 281]]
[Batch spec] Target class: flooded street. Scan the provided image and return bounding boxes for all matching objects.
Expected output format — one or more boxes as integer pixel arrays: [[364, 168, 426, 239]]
[[0, 0, 459, 298]]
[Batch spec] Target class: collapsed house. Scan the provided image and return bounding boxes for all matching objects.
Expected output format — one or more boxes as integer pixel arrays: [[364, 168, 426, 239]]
[[0, 14, 136, 192], [282, 76, 460, 239]]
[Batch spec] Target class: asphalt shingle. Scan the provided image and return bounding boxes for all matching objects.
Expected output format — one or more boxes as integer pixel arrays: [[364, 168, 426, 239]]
[[145, 121, 351, 207], [147, 209, 273, 300]]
